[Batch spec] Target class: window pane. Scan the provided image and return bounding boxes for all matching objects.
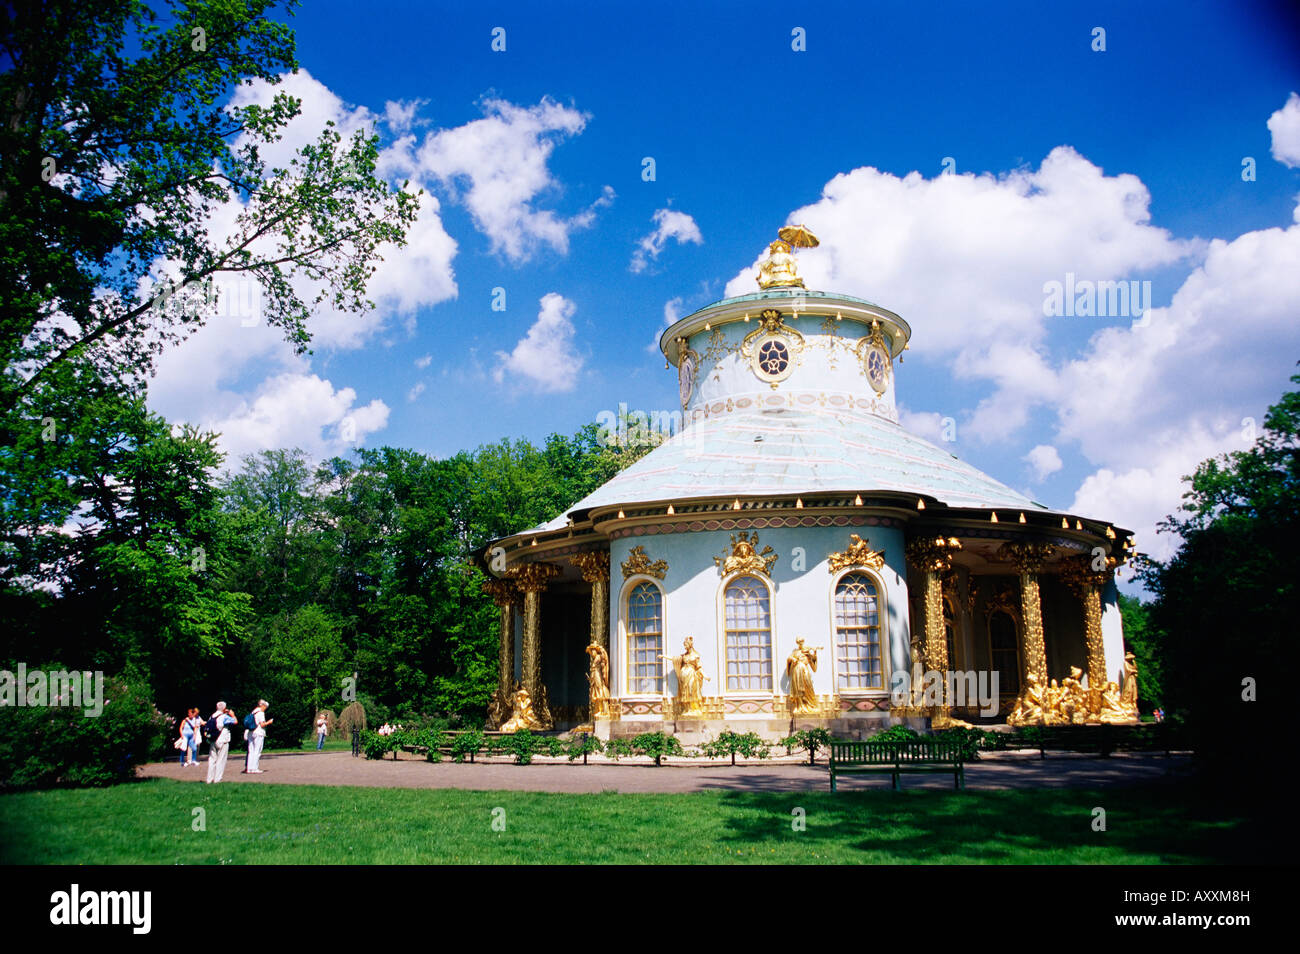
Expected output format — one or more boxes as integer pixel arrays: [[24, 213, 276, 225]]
[[627, 582, 663, 694], [989, 611, 1020, 694], [724, 576, 772, 692], [834, 573, 883, 689]]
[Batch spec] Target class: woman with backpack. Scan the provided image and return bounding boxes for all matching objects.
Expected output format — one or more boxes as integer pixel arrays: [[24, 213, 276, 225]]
[[243, 700, 273, 774]]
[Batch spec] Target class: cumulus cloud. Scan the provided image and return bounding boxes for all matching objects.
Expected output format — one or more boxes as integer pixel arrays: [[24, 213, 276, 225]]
[[1024, 444, 1063, 481], [409, 98, 612, 262], [210, 373, 390, 463], [647, 297, 684, 353], [738, 139, 1300, 573], [1268, 91, 1300, 168], [631, 208, 703, 273], [494, 293, 583, 392]]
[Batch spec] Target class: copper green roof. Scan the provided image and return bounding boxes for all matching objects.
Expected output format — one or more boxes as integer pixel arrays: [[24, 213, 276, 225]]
[[530, 407, 1050, 532]]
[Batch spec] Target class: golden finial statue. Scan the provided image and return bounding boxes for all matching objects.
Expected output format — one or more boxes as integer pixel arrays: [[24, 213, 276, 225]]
[[756, 225, 819, 289]]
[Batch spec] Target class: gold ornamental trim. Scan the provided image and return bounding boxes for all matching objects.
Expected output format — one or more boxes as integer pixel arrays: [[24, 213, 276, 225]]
[[621, 545, 668, 580], [905, 536, 962, 573], [998, 540, 1057, 574], [828, 533, 886, 573], [480, 578, 519, 607], [507, 561, 561, 592], [569, 551, 611, 583], [714, 531, 778, 577]]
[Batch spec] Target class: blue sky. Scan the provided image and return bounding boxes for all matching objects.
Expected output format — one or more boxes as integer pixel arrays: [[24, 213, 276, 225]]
[[145, 0, 1300, 577]]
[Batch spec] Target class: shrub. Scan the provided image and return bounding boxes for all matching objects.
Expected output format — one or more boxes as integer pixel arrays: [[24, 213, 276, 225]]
[[566, 733, 602, 763], [506, 729, 542, 765], [700, 731, 770, 765], [543, 736, 566, 758], [414, 727, 446, 762], [359, 729, 392, 761], [932, 726, 984, 760], [778, 728, 834, 765], [0, 669, 169, 789], [603, 737, 635, 761], [865, 725, 921, 745], [632, 731, 685, 766], [451, 728, 485, 763]]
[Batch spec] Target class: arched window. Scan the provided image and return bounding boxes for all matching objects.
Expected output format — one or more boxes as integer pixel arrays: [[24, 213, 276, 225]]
[[723, 575, 772, 692], [626, 581, 664, 694], [834, 573, 885, 690], [988, 611, 1020, 695]]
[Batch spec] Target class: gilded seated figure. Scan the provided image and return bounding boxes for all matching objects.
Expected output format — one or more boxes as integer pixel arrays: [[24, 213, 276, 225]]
[[756, 240, 805, 289], [1098, 681, 1134, 724], [661, 637, 707, 715], [500, 686, 541, 733], [585, 644, 610, 718], [1061, 667, 1090, 723], [786, 637, 820, 715], [1007, 672, 1046, 726]]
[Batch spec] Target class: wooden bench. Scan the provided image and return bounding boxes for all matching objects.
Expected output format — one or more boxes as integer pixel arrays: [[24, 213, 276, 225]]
[[829, 738, 966, 791]]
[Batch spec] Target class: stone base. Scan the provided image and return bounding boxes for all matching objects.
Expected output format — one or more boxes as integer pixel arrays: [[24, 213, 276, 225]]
[[604, 710, 909, 742]]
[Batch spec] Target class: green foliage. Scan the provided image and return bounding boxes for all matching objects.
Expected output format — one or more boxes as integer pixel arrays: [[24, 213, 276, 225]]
[[700, 731, 770, 765], [505, 730, 541, 765], [450, 728, 485, 763], [865, 725, 922, 745], [1117, 594, 1161, 712], [602, 737, 635, 761], [0, 0, 419, 411], [413, 727, 446, 763], [931, 727, 985, 760], [358, 730, 391, 761], [778, 728, 834, 765], [631, 731, 685, 766], [566, 733, 603, 762], [1137, 371, 1299, 773], [0, 670, 169, 789]]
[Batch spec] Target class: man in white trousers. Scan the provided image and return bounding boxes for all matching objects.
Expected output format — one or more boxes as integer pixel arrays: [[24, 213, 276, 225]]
[[245, 699, 273, 774], [205, 702, 237, 783]]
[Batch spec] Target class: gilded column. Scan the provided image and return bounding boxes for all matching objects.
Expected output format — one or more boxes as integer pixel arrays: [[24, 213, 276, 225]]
[[1060, 553, 1117, 710], [998, 541, 1056, 689], [905, 536, 962, 711], [481, 578, 518, 729], [570, 551, 611, 651], [508, 562, 560, 729]]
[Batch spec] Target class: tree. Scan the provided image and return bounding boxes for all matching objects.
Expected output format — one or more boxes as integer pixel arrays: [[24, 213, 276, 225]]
[[1138, 370, 1299, 775], [1, 0, 418, 409]]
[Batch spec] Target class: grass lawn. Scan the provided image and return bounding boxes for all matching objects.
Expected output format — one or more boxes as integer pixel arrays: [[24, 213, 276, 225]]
[[0, 778, 1263, 864]]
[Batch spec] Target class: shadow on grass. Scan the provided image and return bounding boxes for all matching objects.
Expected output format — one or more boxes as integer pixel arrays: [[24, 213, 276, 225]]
[[705, 775, 1269, 864]]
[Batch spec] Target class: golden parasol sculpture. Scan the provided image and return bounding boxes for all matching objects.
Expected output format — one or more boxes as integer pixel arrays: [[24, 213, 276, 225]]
[[757, 224, 821, 289], [777, 223, 820, 248]]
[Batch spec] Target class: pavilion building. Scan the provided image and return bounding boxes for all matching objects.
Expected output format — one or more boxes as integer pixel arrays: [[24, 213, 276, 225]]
[[482, 230, 1135, 739]]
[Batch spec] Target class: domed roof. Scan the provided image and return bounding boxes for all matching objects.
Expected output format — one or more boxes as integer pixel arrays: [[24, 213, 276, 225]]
[[528, 403, 1050, 533]]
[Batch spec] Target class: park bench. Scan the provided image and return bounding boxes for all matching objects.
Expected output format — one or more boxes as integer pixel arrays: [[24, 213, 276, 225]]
[[829, 737, 966, 792]]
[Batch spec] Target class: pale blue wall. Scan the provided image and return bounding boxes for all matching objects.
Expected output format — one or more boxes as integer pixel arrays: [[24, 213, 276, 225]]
[[607, 523, 910, 703]]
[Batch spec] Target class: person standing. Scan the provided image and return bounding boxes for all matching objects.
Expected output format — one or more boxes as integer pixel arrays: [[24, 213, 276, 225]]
[[205, 702, 238, 783], [316, 713, 328, 750], [245, 699, 273, 773], [185, 708, 204, 766]]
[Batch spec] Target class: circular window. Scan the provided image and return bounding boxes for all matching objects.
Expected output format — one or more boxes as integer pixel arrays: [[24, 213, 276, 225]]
[[756, 338, 790, 375], [863, 344, 890, 394]]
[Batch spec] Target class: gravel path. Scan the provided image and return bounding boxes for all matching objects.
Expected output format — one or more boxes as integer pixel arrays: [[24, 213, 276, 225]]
[[139, 749, 1194, 793]]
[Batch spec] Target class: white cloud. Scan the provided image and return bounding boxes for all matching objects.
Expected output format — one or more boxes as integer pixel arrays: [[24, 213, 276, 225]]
[[647, 297, 684, 353], [383, 98, 427, 135], [411, 98, 610, 262], [631, 208, 703, 273], [494, 293, 583, 392], [407, 382, 426, 402], [415, 354, 432, 369], [210, 373, 389, 463], [1267, 91, 1300, 168], [1024, 444, 1063, 481]]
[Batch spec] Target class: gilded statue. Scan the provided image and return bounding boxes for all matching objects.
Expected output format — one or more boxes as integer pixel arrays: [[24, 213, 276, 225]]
[[1007, 672, 1046, 726], [500, 685, 542, 733], [1098, 681, 1132, 724], [585, 644, 610, 718], [1042, 679, 1067, 725], [756, 239, 804, 289], [786, 637, 821, 715], [1120, 651, 1139, 717], [660, 636, 707, 715]]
